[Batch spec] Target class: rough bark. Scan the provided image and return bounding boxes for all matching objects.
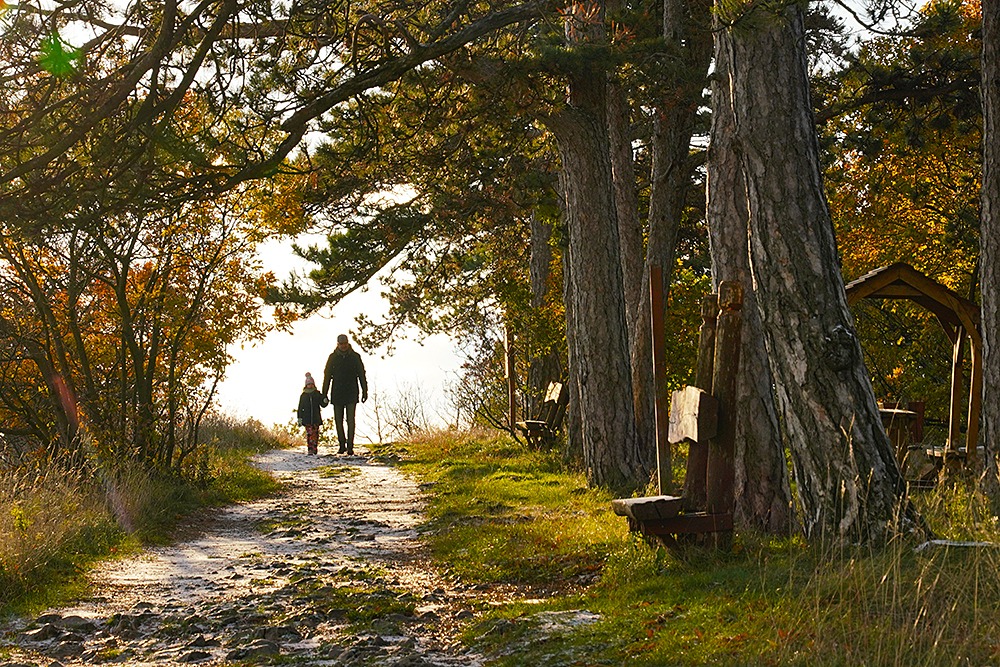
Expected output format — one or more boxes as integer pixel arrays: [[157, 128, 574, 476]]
[[561, 218, 585, 467], [981, 0, 1000, 503], [607, 83, 644, 335], [547, 55, 645, 492], [607, 83, 656, 471], [644, 0, 713, 282], [707, 24, 792, 535], [724, 5, 922, 542]]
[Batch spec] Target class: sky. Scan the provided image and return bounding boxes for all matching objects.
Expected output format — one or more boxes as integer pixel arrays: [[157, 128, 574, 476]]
[[213, 239, 465, 444]]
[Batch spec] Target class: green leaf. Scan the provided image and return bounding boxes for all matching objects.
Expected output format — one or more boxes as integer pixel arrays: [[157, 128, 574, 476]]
[[38, 33, 81, 77]]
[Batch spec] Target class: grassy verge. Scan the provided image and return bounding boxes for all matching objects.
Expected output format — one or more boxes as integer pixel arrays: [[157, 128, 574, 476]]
[[372, 431, 1000, 667], [0, 415, 289, 616]]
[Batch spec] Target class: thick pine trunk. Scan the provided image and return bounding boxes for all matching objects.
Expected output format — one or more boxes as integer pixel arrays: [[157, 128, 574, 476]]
[[607, 82, 656, 471], [981, 0, 1000, 500], [607, 84, 644, 334], [724, 5, 921, 541], [548, 64, 645, 492], [645, 0, 713, 285], [707, 24, 792, 535]]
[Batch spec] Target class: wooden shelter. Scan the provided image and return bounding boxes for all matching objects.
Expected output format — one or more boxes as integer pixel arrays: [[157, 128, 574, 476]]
[[844, 263, 982, 464]]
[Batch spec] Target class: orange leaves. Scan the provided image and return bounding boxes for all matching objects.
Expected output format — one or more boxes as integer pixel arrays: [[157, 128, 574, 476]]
[[0, 185, 281, 460]]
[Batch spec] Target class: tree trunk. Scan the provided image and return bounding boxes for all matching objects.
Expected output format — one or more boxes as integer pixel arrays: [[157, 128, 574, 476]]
[[615, 0, 712, 482], [607, 83, 644, 334], [527, 212, 563, 415], [561, 216, 585, 467], [707, 23, 792, 535], [981, 0, 1000, 503], [547, 48, 645, 491], [606, 82, 658, 472], [724, 5, 922, 542]]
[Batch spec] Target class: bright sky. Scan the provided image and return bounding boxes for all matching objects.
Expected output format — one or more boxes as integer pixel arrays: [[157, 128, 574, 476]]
[[214, 239, 464, 444]]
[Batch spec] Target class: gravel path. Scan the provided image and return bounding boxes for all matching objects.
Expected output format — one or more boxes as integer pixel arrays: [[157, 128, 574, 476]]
[[0, 446, 490, 667]]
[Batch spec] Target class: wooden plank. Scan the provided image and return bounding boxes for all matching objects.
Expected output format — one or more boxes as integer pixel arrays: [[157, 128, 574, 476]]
[[967, 339, 982, 466], [867, 284, 925, 299], [682, 294, 718, 513], [634, 512, 734, 536], [844, 263, 905, 305], [707, 281, 742, 517], [926, 446, 967, 460], [668, 386, 718, 444], [611, 495, 683, 521], [947, 328, 966, 455], [515, 420, 546, 430]]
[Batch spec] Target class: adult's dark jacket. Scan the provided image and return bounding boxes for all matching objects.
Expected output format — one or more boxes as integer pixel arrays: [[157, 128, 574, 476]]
[[297, 389, 325, 426], [323, 347, 368, 406]]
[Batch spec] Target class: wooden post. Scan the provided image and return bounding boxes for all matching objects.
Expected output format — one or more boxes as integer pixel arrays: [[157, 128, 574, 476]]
[[505, 326, 517, 433], [706, 281, 742, 518], [695, 296, 717, 393], [650, 264, 671, 495], [946, 327, 966, 457], [967, 335, 982, 465], [682, 293, 718, 512]]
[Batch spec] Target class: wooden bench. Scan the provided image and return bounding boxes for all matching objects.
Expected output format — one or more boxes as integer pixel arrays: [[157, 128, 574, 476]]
[[612, 384, 734, 546], [612, 280, 743, 549], [515, 381, 568, 448]]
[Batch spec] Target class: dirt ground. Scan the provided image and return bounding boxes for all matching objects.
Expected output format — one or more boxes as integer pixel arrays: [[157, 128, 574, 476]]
[[1, 446, 498, 666]]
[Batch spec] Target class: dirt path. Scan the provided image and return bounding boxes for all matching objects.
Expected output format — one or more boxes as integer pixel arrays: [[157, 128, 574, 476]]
[[1, 446, 491, 667]]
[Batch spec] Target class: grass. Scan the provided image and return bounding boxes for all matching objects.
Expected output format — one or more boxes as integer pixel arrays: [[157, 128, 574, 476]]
[[372, 430, 1000, 667], [370, 431, 622, 588], [0, 414, 288, 616]]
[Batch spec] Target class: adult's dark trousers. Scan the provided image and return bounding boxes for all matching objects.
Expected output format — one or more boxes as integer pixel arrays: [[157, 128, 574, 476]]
[[333, 403, 357, 453]]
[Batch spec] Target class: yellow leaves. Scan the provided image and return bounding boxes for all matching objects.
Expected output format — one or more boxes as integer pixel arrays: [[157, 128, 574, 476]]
[[243, 170, 313, 238], [9, 505, 28, 533], [271, 305, 300, 331], [961, 0, 981, 21]]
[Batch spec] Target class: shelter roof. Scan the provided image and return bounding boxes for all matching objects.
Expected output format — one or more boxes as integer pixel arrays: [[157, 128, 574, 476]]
[[844, 263, 980, 344]]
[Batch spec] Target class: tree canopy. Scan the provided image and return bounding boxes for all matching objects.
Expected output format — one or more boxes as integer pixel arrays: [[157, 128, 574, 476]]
[[3, 0, 1000, 542]]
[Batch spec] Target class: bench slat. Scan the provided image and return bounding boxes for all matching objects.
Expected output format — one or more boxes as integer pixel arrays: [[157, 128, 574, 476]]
[[611, 495, 683, 521], [634, 512, 733, 536]]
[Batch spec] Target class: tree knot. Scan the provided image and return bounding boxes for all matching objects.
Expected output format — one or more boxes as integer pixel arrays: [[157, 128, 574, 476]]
[[823, 324, 856, 372]]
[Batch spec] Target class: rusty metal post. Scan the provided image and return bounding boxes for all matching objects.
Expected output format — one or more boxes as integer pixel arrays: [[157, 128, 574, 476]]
[[650, 264, 671, 495], [682, 293, 718, 512]]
